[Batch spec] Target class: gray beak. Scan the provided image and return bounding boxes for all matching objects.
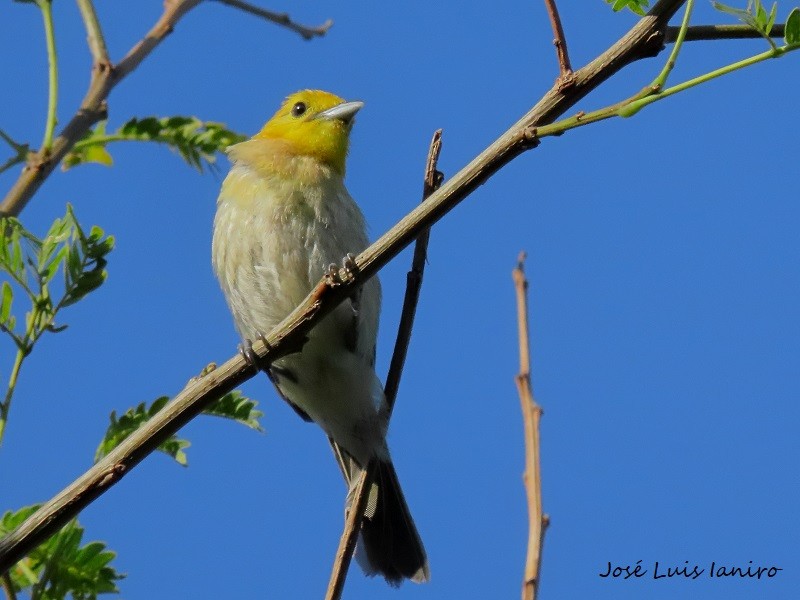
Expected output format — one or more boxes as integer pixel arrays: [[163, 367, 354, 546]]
[[314, 101, 364, 124]]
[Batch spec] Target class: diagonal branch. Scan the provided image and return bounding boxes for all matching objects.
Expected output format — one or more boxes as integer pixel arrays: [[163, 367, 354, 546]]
[[0, 0, 331, 218], [0, 0, 688, 577], [213, 0, 332, 40], [513, 254, 548, 600], [324, 130, 443, 600]]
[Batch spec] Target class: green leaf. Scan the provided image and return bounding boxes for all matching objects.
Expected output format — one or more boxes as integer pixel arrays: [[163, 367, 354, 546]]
[[765, 2, 778, 39], [82, 144, 114, 168], [205, 391, 265, 432], [1, 280, 12, 324], [95, 398, 191, 466], [712, 1, 755, 22], [786, 7, 800, 45], [606, 0, 649, 14]]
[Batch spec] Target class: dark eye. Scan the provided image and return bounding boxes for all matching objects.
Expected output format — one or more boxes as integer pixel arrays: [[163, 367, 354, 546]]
[[291, 102, 307, 117]]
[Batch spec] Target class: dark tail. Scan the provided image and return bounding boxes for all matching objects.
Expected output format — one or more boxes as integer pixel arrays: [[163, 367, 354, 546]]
[[354, 459, 429, 586]]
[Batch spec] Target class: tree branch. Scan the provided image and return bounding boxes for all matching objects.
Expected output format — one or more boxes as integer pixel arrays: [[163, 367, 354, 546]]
[[2, 572, 16, 600], [75, 0, 110, 67], [542, 0, 574, 87], [513, 254, 547, 600], [0, 0, 331, 217], [324, 130, 443, 600], [0, 0, 688, 576], [213, 0, 332, 40], [35, 0, 59, 154], [666, 23, 786, 42]]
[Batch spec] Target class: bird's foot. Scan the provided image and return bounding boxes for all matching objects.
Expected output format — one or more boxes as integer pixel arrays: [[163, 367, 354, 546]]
[[238, 333, 271, 372], [324, 254, 359, 287]]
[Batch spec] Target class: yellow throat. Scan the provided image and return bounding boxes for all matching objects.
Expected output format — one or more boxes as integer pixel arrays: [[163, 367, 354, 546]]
[[253, 90, 362, 176]]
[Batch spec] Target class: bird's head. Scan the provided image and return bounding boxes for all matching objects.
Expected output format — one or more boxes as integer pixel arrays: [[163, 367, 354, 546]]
[[253, 90, 362, 176]]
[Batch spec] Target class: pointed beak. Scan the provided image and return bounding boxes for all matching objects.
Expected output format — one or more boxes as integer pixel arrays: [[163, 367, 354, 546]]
[[314, 101, 364, 124]]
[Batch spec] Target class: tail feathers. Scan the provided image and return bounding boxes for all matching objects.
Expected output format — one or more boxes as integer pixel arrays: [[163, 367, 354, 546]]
[[354, 459, 429, 586]]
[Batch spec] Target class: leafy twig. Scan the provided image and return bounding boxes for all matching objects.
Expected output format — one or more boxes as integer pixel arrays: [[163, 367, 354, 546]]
[[513, 254, 548, 600], [0, 208, 113, 447], [324, 131, 443, 600], [63, 117, 245, 172]]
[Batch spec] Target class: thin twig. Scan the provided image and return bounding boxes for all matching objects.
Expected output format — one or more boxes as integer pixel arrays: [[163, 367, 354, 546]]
[[1, 572, 16, 600], [75, 0, 110, 66], [513, 254, 547, 600], [324, 130, 443, 600], [213, 0, 332, 40], [35, 0, 59, 154], [0, 0, 689, 576], [384, 129, 443, 410], [324, 460, 376, 600], [666, 23, 786, 42], [652, 0, 695, 88], [542, 0, 574, 87]]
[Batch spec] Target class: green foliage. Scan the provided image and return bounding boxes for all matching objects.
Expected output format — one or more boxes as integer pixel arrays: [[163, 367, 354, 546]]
[[0, 205, 114, 352], [785, 7, 800, 43], [1, 506, 124, 600], [63, 117, 246, 172], [605, 0, 650, 15], [204, 390, 265, 432], [94, 397, 191, 466], [95, 392, 263, 466], [712, 0, 780, 47]]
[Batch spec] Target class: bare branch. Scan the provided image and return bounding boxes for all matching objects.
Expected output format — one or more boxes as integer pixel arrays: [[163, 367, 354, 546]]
[[513, 254, 548, 600], [324, 460, 376, 600], [542, 0, 574, 87], [666, 23, 786, 42], [2, 572, 17, 600], [384, 129, 442, 410], [324, 130, 443, 599], [75, 0, 110, 67], [214, 0, 332, 40], [0, 0, 688, 576]]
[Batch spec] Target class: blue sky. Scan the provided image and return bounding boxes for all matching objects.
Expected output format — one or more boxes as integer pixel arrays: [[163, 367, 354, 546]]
[[1, 1, 798, 599]]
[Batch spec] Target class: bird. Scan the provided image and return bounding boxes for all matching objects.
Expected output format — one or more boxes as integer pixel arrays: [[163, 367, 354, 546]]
[[211, 90, 429, 585]]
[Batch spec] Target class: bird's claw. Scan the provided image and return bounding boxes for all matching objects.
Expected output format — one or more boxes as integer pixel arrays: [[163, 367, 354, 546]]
[[342, 253, 358, 278], [239, 334, 271, 372], [325, 252, 358, 286], [324, 262, 342, 286], [324, 254, 359, 287]]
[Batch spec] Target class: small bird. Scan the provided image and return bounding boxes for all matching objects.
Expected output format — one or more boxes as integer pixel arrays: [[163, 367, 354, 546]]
[[212, 90, 429, 585]]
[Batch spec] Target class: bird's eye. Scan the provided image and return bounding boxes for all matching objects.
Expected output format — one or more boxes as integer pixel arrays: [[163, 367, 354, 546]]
[[291, 102, 307, 117]]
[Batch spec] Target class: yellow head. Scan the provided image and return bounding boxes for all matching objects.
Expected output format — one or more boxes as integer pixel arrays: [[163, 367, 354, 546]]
[[253, 90, 362, 176]]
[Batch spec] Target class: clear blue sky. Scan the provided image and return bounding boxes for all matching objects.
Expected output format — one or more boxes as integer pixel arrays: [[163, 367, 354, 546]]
[[1, 1, 798, 599]]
